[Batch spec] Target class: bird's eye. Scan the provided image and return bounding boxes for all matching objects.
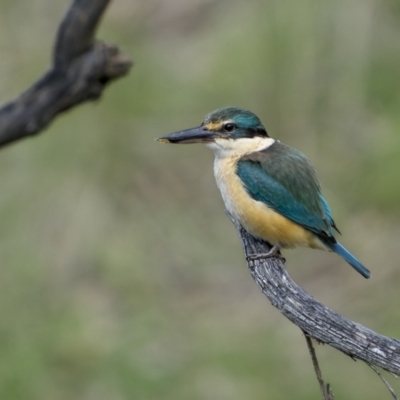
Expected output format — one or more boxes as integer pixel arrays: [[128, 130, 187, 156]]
[[223, 123, 236, 133]]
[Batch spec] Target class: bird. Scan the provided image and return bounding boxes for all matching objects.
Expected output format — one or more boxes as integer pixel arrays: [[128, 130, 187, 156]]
[[157, 107, 370, 279]]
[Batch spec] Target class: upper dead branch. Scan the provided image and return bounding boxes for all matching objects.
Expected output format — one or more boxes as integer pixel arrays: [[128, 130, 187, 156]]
[[0, 0, 132, 147]]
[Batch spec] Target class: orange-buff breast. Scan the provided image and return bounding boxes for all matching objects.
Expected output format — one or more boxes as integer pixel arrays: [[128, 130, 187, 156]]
[[214, 156, 326, 250]]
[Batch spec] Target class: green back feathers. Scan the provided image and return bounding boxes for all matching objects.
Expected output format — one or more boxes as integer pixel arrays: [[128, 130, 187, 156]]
[[236, 141, 337, 242]]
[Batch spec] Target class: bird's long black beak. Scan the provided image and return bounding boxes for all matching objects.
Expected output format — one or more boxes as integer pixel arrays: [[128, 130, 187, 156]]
[[157, 126, 216, 144]]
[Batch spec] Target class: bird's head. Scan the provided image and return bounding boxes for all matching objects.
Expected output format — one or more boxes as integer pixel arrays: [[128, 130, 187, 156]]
[[157, 107, 270, 154]]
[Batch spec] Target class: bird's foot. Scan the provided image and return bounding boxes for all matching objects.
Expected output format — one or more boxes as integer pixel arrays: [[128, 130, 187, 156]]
[[246, 244, 285, 263]]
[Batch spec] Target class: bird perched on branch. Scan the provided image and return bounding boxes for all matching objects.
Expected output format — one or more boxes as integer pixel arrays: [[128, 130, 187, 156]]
[[157, 107, 370, 279]]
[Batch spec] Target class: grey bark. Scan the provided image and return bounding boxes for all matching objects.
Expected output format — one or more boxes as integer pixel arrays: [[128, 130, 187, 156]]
[[232, 218, 400, 375], [0, 0, 132, 147]]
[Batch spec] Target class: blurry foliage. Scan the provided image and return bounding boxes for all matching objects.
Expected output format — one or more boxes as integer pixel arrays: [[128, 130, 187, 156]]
[[0, 0, 400, 399]]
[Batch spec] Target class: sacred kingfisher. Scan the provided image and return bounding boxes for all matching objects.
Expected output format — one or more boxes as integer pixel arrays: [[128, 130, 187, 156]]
[[157, 107, 370, 279]]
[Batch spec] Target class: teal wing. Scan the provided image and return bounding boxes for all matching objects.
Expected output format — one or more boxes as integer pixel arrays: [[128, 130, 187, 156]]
[[237, 141, 337, 242]]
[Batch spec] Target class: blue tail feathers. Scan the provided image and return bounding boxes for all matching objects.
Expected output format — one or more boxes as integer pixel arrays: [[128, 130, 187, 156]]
[[325, 242, 371, 279]]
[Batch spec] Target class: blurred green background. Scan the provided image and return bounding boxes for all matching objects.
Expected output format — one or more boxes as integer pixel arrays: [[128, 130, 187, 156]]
[[1, 0, 400, 399]]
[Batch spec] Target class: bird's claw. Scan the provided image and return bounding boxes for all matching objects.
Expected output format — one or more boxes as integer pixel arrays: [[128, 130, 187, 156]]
[[246, 244, 285, 263]]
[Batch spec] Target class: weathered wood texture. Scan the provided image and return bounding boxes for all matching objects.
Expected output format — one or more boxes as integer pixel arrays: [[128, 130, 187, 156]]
[[0, 0, 132, 147], [233, 220, 400, 375]]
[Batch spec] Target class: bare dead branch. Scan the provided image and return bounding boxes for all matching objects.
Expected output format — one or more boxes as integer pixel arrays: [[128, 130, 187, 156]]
[[304, 332, 335, 400], [0, 0, 132, 147], [54, 0, 110, 67], [229, 217, 400, 377], [366, 363, 398, 400]]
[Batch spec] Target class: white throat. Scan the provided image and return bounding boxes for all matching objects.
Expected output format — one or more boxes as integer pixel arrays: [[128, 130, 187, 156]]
[[206, 137, 275, 159]]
